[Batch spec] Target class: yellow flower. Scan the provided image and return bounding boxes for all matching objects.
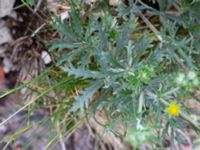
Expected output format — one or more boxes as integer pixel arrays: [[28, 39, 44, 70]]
[[166, 102, 180, 116]]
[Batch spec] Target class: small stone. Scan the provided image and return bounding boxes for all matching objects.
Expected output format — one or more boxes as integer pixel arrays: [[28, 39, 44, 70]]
[[41, 51, 52, 64], [109, 0, 121, 6], [60, 11, 70, 21], [0, 124, 7, 132], [3, 58, 13, 73]]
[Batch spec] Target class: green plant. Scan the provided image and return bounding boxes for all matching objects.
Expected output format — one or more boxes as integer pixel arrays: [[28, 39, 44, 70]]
[[48, 0, 200, 148], [50, 1, 199, 148], [1, 0, 200, 149]]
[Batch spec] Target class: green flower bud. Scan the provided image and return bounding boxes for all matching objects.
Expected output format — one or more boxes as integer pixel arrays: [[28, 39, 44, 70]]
[[187, 71, 197, 80], [175, 73, 185, 84]]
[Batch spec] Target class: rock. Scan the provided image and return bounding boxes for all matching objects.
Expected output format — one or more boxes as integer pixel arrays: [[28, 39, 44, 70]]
[[0, 22, 13, 45], [0, 0, 15, 18], [3, 58, 13, 73], [0, 124, 7, 132], [0, 21, 13, 73], [41, 51, 52, 64]]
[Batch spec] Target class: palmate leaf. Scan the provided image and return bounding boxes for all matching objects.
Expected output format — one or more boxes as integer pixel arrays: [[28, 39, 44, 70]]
[[71, 80, 104, 112]]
